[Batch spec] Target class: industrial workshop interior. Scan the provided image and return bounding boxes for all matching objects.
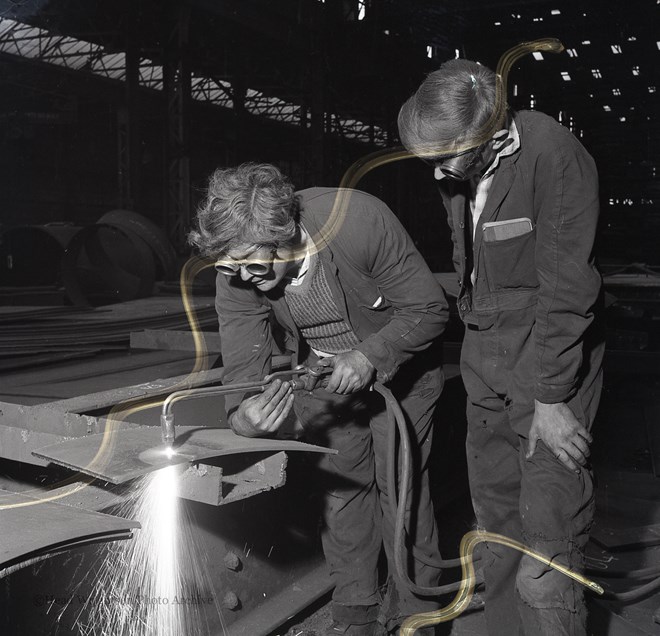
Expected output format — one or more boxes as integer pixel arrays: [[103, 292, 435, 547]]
[[0, 0, 658, 634]]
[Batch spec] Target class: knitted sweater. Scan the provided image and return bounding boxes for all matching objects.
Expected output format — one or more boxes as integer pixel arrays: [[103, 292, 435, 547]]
[[284, 255, 360, 354]]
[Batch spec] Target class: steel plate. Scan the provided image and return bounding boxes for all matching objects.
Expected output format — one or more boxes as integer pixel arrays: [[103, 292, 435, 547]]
[[33, 426, 335, 484], [0, 489, 139, 575]]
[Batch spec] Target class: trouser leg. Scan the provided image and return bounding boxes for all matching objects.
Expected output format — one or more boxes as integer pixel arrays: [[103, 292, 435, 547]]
[[462, 326, 602, 636], [513, 374, 601, 636], [515, 440, 594, 636], [295, 389, 382, 625], [465, 402, 524, 636], [468, 417, 595, 636], [461, 327, 524, 635], [294, 362, 445, 629], [374, 369, 445, 631]]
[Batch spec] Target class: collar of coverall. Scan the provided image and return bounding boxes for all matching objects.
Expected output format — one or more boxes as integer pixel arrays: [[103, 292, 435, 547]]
[[476, 114, 521, 183], [284, 224, 313, 287]]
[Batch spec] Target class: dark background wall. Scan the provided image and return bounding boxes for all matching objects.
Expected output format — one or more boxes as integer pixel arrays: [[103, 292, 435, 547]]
[[0, 0, 657, 272]]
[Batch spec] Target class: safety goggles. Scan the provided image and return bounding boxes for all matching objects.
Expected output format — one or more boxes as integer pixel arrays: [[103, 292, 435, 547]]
[[214, 248, 276, 277], [420, 146, 477, 166], [421, 144, 487, 181]]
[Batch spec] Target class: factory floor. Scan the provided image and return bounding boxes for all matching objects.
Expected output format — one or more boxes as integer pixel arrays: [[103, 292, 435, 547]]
[[1, 296, 659, 635], [274, 366, 660, 636]]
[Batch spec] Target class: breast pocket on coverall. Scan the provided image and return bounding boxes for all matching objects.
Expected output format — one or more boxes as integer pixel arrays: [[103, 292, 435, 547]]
[[482, 225, 538, 292]]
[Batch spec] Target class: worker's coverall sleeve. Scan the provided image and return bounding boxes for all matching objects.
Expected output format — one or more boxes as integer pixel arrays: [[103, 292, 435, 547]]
[[324, 193, 448, 382], [533, 136, 601, 404], [215, 274, 274, 423]]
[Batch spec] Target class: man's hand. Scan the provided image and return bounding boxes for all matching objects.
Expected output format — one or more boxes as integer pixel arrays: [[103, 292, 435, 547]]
[[231, 379, 294, 437], [526, 400, 592, 473], [318, 350, 375, 394]]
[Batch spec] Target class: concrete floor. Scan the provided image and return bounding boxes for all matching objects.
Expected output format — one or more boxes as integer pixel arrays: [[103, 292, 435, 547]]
[[274, 593, 488, 635]]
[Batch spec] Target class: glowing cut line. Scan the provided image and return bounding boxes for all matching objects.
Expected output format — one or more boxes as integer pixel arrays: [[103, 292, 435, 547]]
[[399, 530, 603, 635]]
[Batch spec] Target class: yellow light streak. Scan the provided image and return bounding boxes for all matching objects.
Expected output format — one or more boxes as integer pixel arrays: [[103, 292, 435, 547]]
[[0, 43, 595, 634], [398, 530, 603, 635]]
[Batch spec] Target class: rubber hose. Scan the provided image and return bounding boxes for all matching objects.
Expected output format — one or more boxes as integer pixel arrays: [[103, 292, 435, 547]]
[[375, 382, 660, 603], [587, 563, 660, 580], [598, 575, 660, 602], [375, 383, 481, 597], [384, 388, 465, 572]]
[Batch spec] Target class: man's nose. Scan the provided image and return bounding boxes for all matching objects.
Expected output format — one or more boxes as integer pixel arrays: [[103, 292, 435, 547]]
[[434, 165, 445, 181], [239, 266, 254, 282]]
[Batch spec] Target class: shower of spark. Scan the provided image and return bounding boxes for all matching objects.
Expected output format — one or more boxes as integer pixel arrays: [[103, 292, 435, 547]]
[[75, 465, 226, 636]]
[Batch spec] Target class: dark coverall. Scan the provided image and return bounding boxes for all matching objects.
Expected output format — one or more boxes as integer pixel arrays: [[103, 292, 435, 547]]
[[216, 188, 448, 630], [436, 111, 604, 635]]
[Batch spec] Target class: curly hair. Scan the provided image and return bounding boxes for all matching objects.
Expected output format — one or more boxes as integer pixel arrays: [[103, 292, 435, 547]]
[[188, 163, 300, 257], [398, 59, 498, 156]]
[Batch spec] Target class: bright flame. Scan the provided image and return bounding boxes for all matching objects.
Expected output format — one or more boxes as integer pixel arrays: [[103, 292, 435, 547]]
[[75, 466, 226, 636], [149, 465, 179, 634]]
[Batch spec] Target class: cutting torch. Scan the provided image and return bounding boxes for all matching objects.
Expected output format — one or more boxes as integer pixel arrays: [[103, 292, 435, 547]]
[[160, 364, 333, 447]]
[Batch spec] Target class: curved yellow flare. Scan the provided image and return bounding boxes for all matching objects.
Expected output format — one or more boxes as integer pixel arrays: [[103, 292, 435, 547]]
[[399, 530, 603, 635], [0, 39, 566, 517]]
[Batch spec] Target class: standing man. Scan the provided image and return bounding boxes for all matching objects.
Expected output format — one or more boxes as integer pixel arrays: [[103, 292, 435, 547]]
[[189, 163, 448, 636], [398, 59, 604, 635]]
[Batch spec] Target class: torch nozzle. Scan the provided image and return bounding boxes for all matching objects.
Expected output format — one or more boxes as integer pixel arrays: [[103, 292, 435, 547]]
[[160, 413, 175, 447]]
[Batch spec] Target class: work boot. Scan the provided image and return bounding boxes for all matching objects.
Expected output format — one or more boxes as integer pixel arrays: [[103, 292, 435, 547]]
[[325, 619, 380, 635]]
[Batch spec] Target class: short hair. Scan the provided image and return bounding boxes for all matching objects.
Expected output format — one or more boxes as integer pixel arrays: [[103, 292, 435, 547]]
[[398, 59, 498, 156], [189, 163, 299, 257]]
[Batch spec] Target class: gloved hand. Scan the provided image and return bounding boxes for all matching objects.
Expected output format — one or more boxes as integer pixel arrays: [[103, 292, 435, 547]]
[[317, 350, 375, 394]]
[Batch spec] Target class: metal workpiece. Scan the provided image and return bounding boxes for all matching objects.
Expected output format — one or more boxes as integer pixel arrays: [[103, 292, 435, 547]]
[[177, 451, 288, 506], [33, 426, 335, 484], [0, 489, 140, 577], [0, 299, 341, 636], [0, 367, 233, 469]]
